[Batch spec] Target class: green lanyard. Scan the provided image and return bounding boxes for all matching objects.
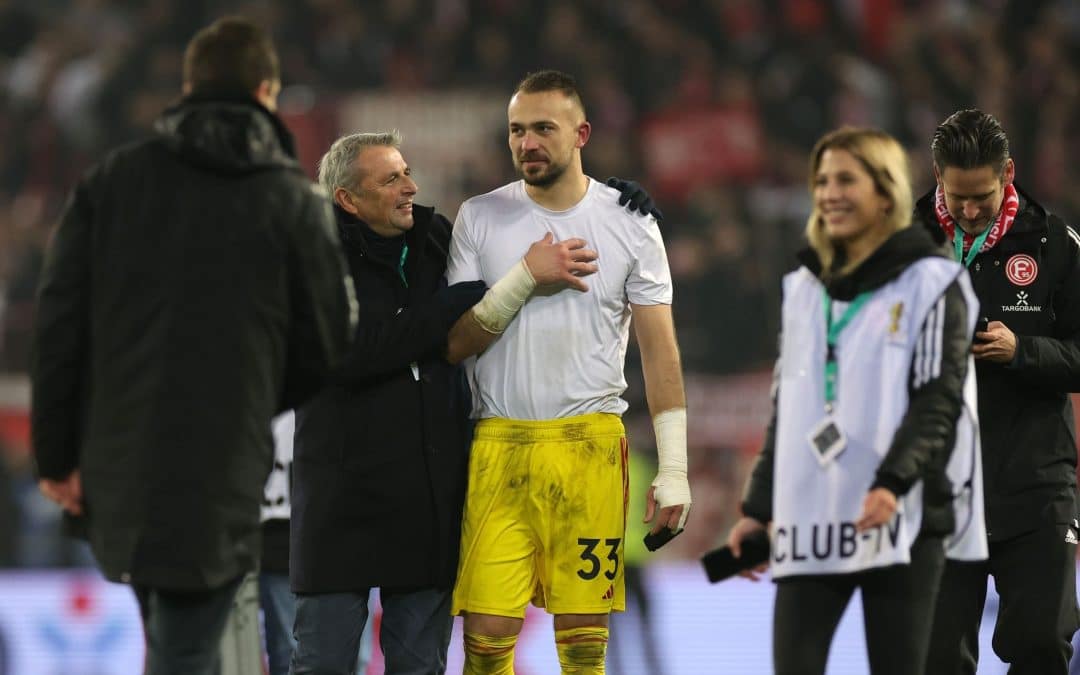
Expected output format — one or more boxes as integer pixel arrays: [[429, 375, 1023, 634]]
[[398, 244, 409, 287], [822, 289, 873, 410], [953, 226, 992, 268]]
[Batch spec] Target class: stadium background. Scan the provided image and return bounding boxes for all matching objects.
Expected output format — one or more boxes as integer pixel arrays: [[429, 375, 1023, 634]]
[[0, 0, 1077, 672]]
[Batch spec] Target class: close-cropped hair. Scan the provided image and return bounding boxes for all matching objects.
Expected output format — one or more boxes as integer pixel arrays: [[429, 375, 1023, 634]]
[[931, 109, 1011, 174], [182, 16, 279, 96], [317, 131, 403, 194], [805, 126, 914, 274], [514, 69, 586, 117]]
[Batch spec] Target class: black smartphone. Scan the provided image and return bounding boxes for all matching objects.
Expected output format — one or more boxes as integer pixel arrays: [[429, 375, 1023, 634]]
[[643, 527, 683, 552], [700, 529, 771, 583], [976, 316, 990, 334]]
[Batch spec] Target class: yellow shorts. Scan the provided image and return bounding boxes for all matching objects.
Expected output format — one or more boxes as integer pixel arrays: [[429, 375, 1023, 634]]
[[452, 413, 629, 618]]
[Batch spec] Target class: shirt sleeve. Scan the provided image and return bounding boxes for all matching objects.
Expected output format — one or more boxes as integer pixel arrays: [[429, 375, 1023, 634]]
[[446, 201, 482, 285], [626, 215, 673, 305]]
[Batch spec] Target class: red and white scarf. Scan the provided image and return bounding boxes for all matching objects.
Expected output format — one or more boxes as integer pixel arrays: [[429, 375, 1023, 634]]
[[934, 181, 1020, 254]]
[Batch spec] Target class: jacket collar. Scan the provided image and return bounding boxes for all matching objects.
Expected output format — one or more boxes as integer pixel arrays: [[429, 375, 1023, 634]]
[[335, 203, 435, 257], [797, 225, 947, 301], [154, 90, 298, 174]]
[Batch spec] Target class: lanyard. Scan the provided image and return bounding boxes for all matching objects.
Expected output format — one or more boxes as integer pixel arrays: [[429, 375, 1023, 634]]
[[398, 244, 409, 287], [953, 226, 992, 268], [398, 243, 418, 381], [822, 289, 872, 410]]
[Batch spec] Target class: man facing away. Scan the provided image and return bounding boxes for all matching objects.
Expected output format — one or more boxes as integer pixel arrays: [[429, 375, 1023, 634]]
[[31, 17, 354, 675], [919, 109, 1080, 674], [446, 69, 692, 675]]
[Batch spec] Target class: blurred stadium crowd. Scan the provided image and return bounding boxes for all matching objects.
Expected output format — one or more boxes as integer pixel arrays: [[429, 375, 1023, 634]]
[[0, 0, 1077, 567]]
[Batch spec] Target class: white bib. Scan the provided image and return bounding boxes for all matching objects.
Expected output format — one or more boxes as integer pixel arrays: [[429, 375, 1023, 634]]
[[771, 257, 985, 577]]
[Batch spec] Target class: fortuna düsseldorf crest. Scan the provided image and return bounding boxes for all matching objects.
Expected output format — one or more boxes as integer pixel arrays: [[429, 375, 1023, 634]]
[[1005, 254, 1038, 286]]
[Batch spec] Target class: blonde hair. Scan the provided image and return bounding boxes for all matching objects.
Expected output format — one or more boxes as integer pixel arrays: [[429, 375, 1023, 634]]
[[805, 127, 913, 274]]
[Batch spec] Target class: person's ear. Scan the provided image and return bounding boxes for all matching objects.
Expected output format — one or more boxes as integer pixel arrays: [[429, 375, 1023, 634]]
[[335, 188, 358, 215], [254, 79, 280, 111], [576, 121, 591, 149]]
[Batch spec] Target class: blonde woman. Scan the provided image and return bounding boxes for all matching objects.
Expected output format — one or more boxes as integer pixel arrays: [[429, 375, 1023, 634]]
[[727, 127, 985, 675]]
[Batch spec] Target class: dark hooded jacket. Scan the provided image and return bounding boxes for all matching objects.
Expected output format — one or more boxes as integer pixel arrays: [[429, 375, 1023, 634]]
[[916, 185, 1080, 541], [31, 92, 354, 591], [743, 226, 971, 538]]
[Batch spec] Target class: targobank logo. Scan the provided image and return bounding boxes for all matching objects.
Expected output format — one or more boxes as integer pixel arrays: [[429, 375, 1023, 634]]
[[1002, 291, 1041, 313]]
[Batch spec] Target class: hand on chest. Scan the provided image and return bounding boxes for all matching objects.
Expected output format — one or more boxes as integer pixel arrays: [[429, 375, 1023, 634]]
[[477, 219, 630, 300]]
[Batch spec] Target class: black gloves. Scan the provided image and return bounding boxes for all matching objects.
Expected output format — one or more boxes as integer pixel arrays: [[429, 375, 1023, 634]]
[[434, 280, 488, 327], [606, 176, 663, 222]]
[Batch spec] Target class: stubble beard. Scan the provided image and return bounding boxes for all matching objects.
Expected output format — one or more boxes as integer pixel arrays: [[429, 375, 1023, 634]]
[[517, 158, 567, 188]]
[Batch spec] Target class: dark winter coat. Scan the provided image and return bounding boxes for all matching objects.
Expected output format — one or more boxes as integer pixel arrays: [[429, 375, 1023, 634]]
[[31, 92, 354, 591], [916, 185, 1080, 541], [291, 204, 477, 593]]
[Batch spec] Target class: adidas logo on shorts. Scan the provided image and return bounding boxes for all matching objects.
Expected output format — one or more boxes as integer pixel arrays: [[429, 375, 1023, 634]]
[[601, 585, 614, 600]]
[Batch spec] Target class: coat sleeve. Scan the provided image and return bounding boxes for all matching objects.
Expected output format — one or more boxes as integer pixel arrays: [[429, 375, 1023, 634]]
[[31, 173, 95, 480], [281, 186, 356, 411], [741, 354, 780, 523], [1009, 220, 1080, 391], [873, 280, 969, 496], [331, 213, 483, 383], [330, 294, 464, 382]]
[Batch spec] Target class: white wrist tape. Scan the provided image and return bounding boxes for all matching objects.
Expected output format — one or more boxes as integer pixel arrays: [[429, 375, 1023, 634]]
[[651, 407, 692, 530], [471, 259, 537, 334]]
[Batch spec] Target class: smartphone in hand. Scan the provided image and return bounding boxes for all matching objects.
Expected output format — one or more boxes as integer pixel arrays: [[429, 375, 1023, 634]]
[[643, 527, 683, 551], [700, 529, 771, 583]]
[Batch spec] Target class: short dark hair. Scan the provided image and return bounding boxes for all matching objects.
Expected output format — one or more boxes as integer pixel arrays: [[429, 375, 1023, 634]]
[[182, 17, 279, 96], [514, 70, 586, 116], [930, 109, 1010, 174]]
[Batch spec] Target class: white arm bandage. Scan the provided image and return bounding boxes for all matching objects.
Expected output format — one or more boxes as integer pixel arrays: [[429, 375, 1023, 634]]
[[651, 407, 692, 530], [471, 259, 536, 334]]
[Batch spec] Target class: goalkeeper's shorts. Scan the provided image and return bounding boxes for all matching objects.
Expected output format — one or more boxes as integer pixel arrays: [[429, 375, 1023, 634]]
[[452, 413, 628, 618]]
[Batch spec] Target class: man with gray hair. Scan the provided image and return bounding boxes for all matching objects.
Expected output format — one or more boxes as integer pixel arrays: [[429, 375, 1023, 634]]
[[288, 129, 656, 673], [288, 130, 607, 674]]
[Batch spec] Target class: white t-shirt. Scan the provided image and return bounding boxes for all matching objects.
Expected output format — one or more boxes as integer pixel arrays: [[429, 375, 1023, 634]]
[[447, 177, 672, 420]]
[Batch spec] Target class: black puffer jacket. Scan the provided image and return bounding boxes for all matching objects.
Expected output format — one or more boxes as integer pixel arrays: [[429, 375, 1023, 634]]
[[916, 185, 1080, 541], [742, 226, 971, 537], [32, 92, 353, 591]]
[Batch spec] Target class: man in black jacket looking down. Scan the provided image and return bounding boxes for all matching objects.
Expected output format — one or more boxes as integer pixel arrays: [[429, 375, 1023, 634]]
[[31, 16, 354, 675], [920, 109, 1080, 675]]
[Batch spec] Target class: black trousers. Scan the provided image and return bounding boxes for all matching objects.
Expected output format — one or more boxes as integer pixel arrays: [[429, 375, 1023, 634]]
[[133, 575, 244, 675], [925, 521, 1080, 674], [773, 534, 945, 675]]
